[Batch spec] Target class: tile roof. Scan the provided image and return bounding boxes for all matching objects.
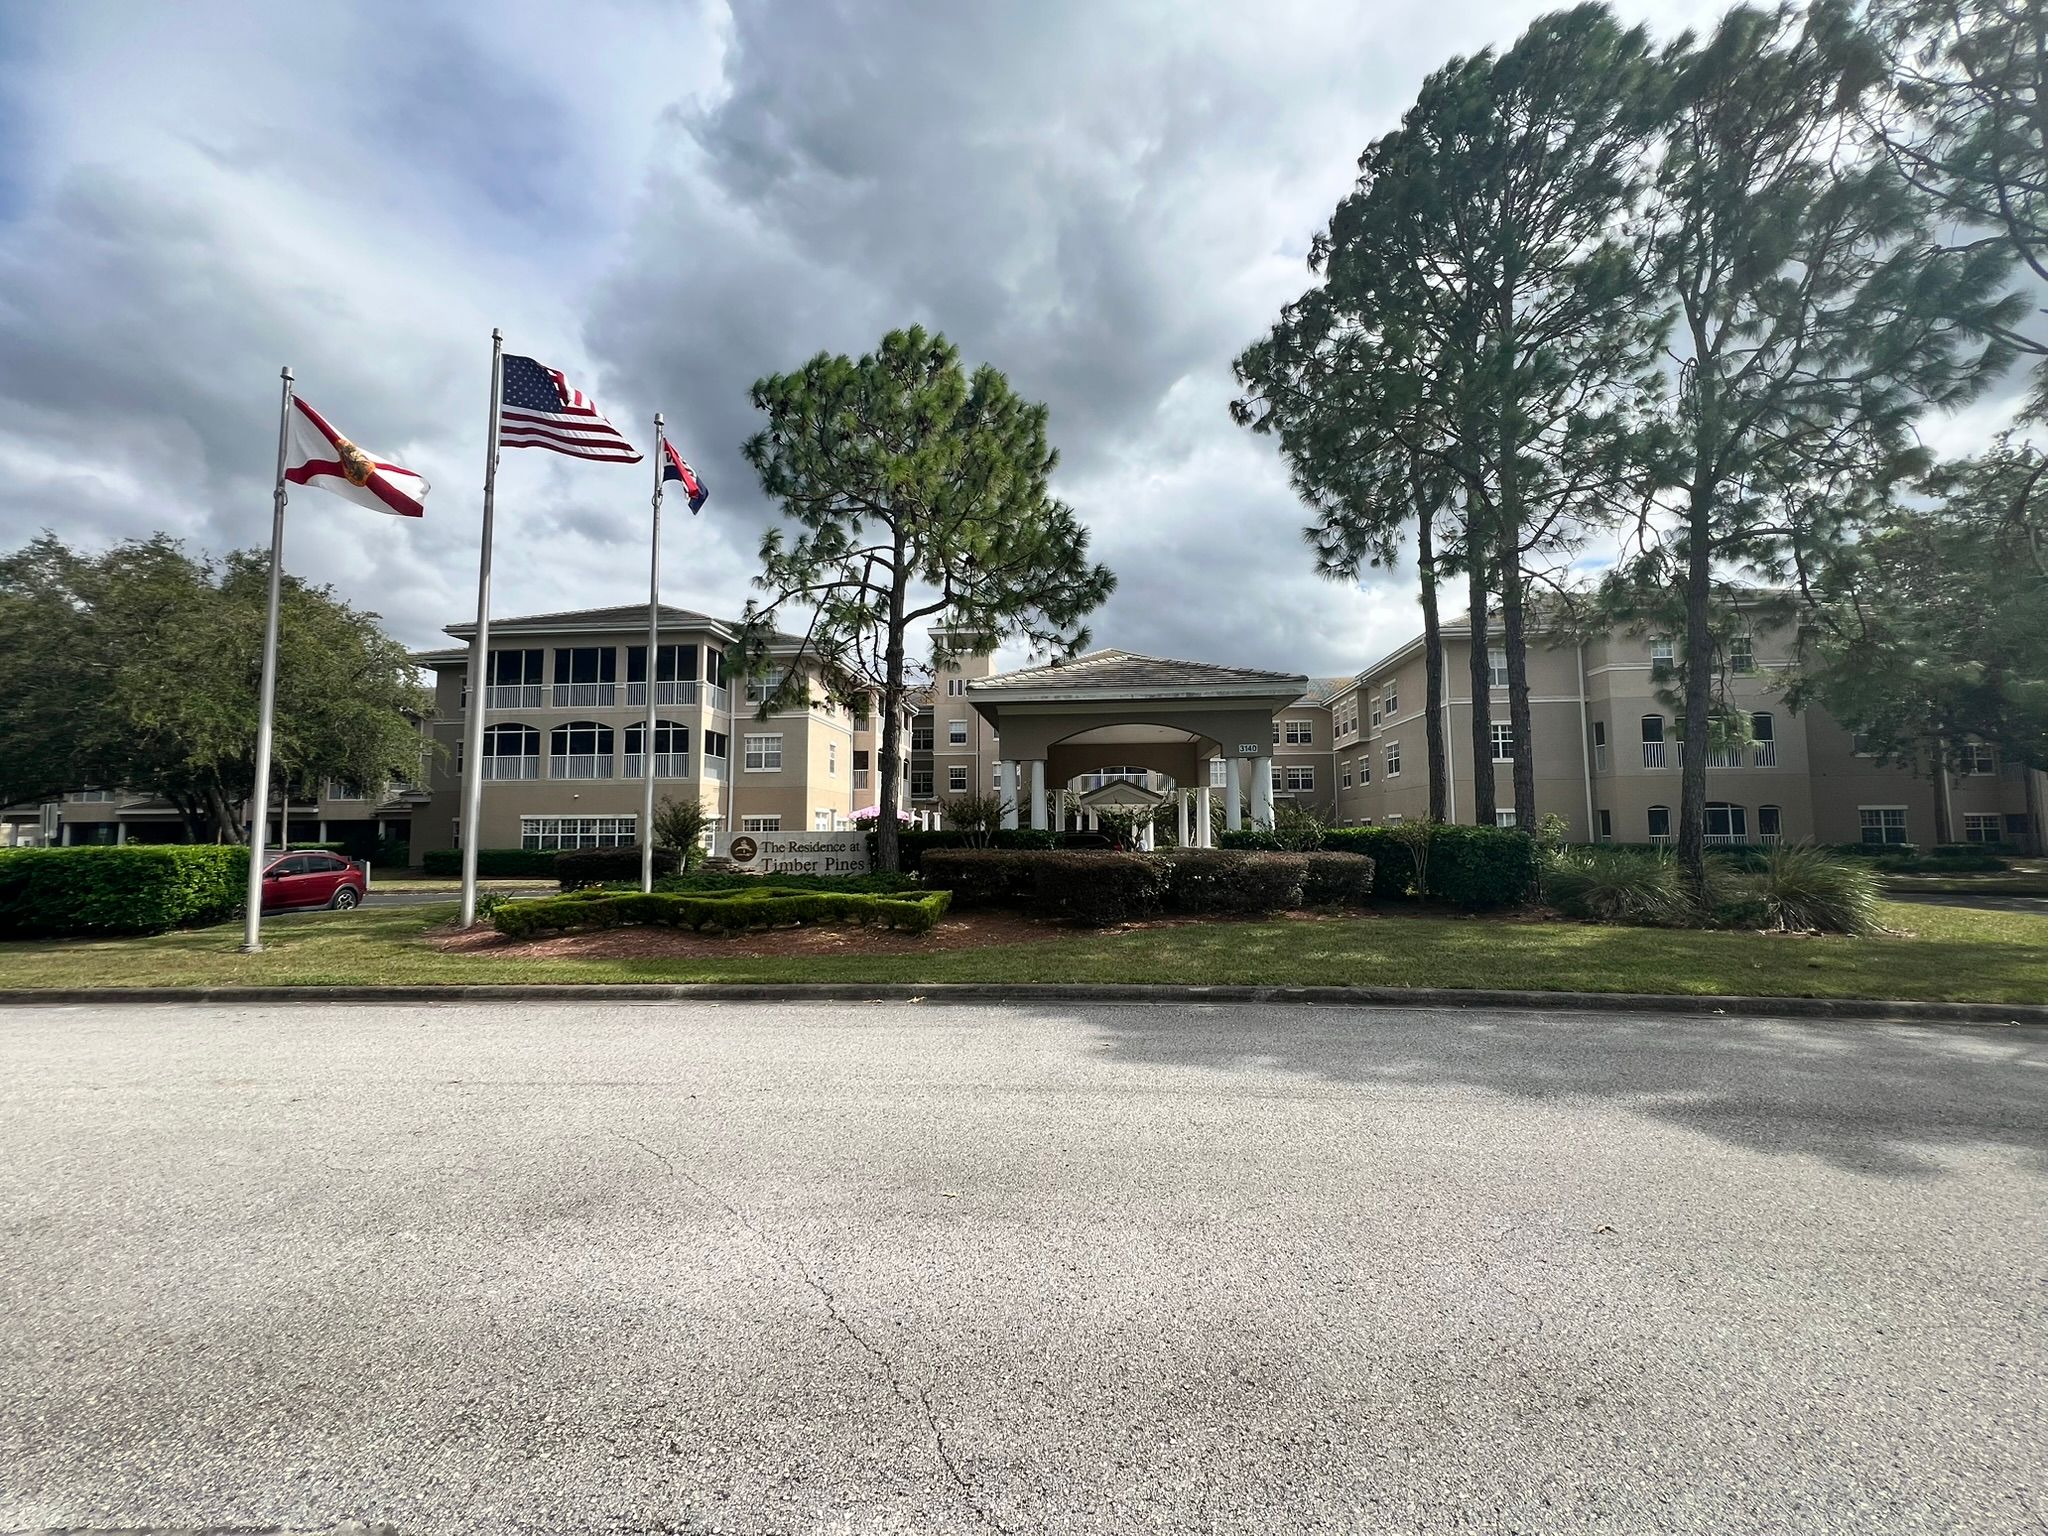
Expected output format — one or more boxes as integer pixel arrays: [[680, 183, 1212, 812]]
[[444, 602, 734, 638], [968, 648, 1307, 695]]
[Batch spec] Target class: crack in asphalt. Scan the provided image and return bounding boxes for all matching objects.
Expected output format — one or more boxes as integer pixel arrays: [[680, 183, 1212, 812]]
[[609, 1129, 1008, 1533]]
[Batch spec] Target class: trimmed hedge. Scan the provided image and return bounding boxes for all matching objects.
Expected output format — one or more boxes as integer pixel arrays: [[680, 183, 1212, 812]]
[[919, 848, 1172, 925], [655, 870, 919, 895], [1162, 850, 1307, 914], [1221, 824, 1535, 907], [1298, 851, 1378, 905], [420, 848, 559, 878], [0, 845, 249, 937], [492, 886, 951, 939], [555, 845, 683, 889], [878, 828, 1059, 873]]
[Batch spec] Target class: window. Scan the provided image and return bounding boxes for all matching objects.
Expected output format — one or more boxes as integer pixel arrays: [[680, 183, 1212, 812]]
[[853, 749, 870, 790], [1647, 804, 1672, 841], [741, 815, 782, 833], [704, 730, 729, 762], [1960, 741, 1995, 775], [1270, 762, 1284, 791], [1491, 723, 1514, 761], [548, 721, 614, 779], [910, 768, 935, 799], [1342, 764, 1353, 789], [1488, 647, 1507, 688], [815, 809, 833, 831], [1272, 720, 1282, 744], [1751, 711, 1776, 766], [949, 765, 968, 792], [949, 719, 968, 745], [71, 788, 118, 803], [1597, 808, 1613, 842], [487, 648, 543, 707], [324, 780, 366, 801], [1859, 807, 1908, 845], [551, 646, 617, 707], [520, 814, 634, 850], [911, 719, 934, 752], [1852, 732, 1878, 757], [1286, 766, 1315, 792], [1704, 802, 1747, 842], [828, 742, 838, 777], [1759, 805, 1782, 841], [1730, 635, 1755, 674], [1641, 714, 1667, 768], [853, 703, 870, 731], [1209, 759, 1228, 787], [1592, 720, 1608, 772], [1650, 637, 1675, 674], [1495, 808, 1517, 829], [1370, 699, 1382, 727], [744, 668, 786, 707], [627, 642, 698, 684], [623, 720, 690, 779], [743, 733, 782, 772], [1382, 680, 1399, 716], [1964, 813, 2004, 844], [705, 648, 728, 689], [2005, 814, 2031, 839], [946, 678, 966, 696], [1284, 719, 1313, 746], [1385, 740, 1401, 777], [1359, 756, 1371, 786]]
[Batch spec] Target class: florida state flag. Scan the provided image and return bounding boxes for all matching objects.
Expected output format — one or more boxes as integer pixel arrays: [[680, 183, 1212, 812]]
[[284, 397, 429, 517]]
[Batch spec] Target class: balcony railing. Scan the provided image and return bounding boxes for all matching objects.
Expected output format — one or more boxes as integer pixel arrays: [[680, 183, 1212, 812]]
[[552, 755, 614, 780], [622, 753, 691, 779], [1650, 833, 1674, 846], [486, 684, 544, 709], [552, 682, 617, 709], [1704, 831, 1747, 845], [624, 681, 705, 708], [1641, 742, 1667, 768], [702, 757, 728, 781], [1705, 747, 1743, 769], [480, 757, 539, 781], [1752, 741, 1777, 767]]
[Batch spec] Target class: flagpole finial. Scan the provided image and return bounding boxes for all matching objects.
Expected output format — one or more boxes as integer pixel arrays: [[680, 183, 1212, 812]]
[[491, 326, 503, 342], [280, 365, 293, 382], [655, 411, 664, 429]]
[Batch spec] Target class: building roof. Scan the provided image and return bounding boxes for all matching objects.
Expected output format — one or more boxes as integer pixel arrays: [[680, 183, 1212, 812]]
[[967, 648, 1307, 699], [444, 602, 737, 641], [1292, 675, 1347, 708]]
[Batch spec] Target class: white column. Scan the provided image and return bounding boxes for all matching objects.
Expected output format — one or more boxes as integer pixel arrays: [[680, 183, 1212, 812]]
[[59, 821, 72, 847], [1252, 755, 1275, 830], [1197, 786, 1213, 847], [1029, 761, 1047, 831], [317, 819, 328, 844], [999, 761, 1019, 830], [1224, 759, 1243, 832], [115, 821, 126, 846]]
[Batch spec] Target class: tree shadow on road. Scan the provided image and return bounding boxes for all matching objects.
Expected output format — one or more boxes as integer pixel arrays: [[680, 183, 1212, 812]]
[[1076, 1004, 2048, 1181]]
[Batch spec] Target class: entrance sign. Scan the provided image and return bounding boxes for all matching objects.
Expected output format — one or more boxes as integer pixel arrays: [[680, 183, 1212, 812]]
[[717, 831, 871, 875]]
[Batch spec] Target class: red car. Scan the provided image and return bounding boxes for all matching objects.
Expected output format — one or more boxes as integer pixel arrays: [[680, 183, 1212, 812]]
[[260, 851, 368, 911]]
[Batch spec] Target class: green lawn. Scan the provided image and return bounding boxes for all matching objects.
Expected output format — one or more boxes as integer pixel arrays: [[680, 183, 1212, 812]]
[[1, 900, 2044, 1004]]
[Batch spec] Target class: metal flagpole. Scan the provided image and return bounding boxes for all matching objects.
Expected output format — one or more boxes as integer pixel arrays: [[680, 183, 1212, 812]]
[[458, 329, 505, 928], [640, 413, 665, 894], [241, 365, 295, 953]]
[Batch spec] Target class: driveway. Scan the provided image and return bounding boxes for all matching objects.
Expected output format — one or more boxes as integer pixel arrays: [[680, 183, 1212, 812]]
[[2, 1000, 2043, 1535]]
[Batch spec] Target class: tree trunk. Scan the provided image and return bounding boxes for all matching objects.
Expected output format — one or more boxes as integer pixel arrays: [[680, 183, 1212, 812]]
[[1497, 523, 1537, 834], [1416, 500, 1448, 825], [206, 776, 246, 846], [875, 560, 909, 874], [1465, 535, 1495, 826], [1679, 475, 1714, 901]]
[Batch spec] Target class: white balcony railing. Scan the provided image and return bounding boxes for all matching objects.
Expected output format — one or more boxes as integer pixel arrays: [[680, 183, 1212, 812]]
[[622, 753, 691, 779], [480, 757, 539, 781], [1704, 831, 1746, 845], [552, 682, 617, 709], [552, 755, 613, 780], [1641, 742, 1667, 768], [704, 684, 731, 713], [625, 681, 706, 708], [1752, 741, 1777, 767], [1706, 747, 1743, 769], [703, 757, 728, 781], [487, 684, 544, 709], [1650, 833, 1674, 846]]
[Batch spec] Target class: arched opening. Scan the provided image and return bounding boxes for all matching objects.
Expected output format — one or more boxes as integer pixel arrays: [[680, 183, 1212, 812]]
[[625, 720, 690, 779], [481, 722, 540, 781], [549, 721, 615, 780]]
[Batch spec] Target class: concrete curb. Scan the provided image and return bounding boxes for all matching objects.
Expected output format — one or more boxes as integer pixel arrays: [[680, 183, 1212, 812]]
[[0, 981, 2041, 1025]]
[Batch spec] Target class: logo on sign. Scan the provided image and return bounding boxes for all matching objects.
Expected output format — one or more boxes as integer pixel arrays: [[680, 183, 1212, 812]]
[[728, 836, 759, 864]]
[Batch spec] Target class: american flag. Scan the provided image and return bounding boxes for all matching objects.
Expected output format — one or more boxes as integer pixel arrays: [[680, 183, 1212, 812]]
[[497, 354, 641, 462]]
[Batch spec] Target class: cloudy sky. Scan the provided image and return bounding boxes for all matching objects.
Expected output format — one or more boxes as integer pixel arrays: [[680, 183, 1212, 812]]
[[3, 0, 2004, 680]]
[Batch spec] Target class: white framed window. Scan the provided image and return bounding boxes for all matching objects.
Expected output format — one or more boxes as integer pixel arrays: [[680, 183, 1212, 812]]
[[1491, 722, 1514, 761], [1704, 802, 1748, 842], [949, 765, 968, 792], [1650, 637, 1675, 672], [1488, 647, 1508, 688], [624, 720, 691, 779], [1360, 755, 1371, 785], [1272, 720, 1282, 744], [1370, 699, 1382, 727], [815, 809, 833, 831], [324, 781, 366, 801], [1730, 635, 1755, 674], [549, 720, 615, 780], [910, 768, 934, 798], [741, 815, 782, 832], [1385, 741, 1401, 777], [828, 742, 838, 776], [1960, 741, 1995, 775], [1286, 765, 1315, 793], [1759, 805, 1782, 841], [1271, 762, 1284, 791], [1495, 808, 1517, 828], [1964, 813, 2003, 843], [1597, 809, 1613, 842], [1284, 719, 1312, 745], [480, 723, 541, 781], [1342, 764, 1353, 789], [1592, 720, 1608, 772], [854, 749, 870, 790], [1209, 759, 1228, 787], [743, 733, 782, 772], [1382, 680, 1399, 716], [743, 668, 786, 706], [949, 719, 968, 745], [1647, 804, 1672, 842], [1859, 806, 1908, 845], [1751, 711, 1776, 766], [993, 764, 1004, 789], [520, 814, 635, 850]]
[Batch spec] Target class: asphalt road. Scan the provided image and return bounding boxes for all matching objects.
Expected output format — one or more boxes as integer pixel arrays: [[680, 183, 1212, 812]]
[[2, 1000, 2044, 1536]]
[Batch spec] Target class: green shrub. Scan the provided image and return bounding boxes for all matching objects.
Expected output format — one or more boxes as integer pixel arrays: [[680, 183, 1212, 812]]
[[555, 845, 683, 889], [0, 845, 250, 937], [1831, 842, 1917, 859], [420, 848, 559, 878], [1297, 851, 1378, 905], [917, 849, 1043, 907], [283, 842, 350, 854], [1028, 851, 1170, 926], [1428, 825, 1539, 908], [492, 886, 951, 940], [1750, 844, 1881, 935], [883, 828, 1058, 873], [1161, 850, 1306, 914], [655, 870, 919, 895], [1223, 826, 1415, 898], [1874, 851, 2007, 873], [371, 836, 410, 869], [1545, 847, 1689, 925]]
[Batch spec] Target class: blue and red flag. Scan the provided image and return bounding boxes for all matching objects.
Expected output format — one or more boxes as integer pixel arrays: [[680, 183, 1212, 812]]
[[662, 440, 708, 513]]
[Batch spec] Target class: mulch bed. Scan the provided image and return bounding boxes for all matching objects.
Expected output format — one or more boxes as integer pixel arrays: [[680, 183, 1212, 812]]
[[428, 907, 1068, 961]]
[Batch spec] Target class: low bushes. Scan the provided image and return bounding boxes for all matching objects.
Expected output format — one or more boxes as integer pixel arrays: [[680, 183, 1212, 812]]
[[1298, 850, 1379, 905], [921, 849, 1172, 926], [554, 845, 682, 889], [1163, 850, 1306, 914], [656, 870, 919, 895], [880, 828, 1058, 874], [1874, 850, 2008, 873], [1544, 842, 1880, 934], [1545, 847, 1689, 926], [1752, 844, 1881, 935], [492, 885, 951, 940], [0, 845, 248, 937], [1222, 824, 1535, 908], [420, 848, 558, 878]]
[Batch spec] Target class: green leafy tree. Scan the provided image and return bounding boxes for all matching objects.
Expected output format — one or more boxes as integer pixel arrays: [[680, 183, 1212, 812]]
[[738, 327, 1114, 872], [651, 794, 712, 869], [0, 533, 430, 840], [1616, 4, 2020, 895], [940, 789, 1010, 847]]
